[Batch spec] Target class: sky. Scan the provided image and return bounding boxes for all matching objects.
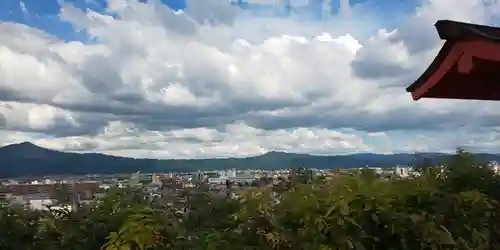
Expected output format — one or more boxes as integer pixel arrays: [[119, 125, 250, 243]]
[[1, 0, 500, 159]]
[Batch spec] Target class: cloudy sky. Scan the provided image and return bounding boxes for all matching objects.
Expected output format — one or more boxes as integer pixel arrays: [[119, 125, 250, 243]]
[[0, 0, 500, 159]]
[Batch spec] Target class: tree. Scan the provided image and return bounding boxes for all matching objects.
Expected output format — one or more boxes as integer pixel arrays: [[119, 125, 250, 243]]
[[357, 168, 378, 182], [289, 167, 313, 184], [53, 183, 72, 206]]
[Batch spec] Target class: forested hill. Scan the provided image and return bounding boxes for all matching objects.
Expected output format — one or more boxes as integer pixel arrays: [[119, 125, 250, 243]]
[[1, 142, 500, 177]]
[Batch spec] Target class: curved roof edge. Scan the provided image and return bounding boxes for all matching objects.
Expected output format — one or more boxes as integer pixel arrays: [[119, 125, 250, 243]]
[[405, 41, 454, 93], [406, 20, 500, 99], [435, 20, 500, 42]]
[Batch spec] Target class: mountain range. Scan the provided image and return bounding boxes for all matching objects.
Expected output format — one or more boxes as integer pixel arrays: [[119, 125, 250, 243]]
[[1, 142, 500, 178]]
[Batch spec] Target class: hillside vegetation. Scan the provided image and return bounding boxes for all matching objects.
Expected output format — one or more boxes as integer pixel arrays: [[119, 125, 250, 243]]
[[3, 142, 500, 177], [1, 150, 500, 249]]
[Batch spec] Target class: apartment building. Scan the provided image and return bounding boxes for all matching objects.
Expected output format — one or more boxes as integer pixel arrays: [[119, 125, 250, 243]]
[[1, 181, 99, 201]]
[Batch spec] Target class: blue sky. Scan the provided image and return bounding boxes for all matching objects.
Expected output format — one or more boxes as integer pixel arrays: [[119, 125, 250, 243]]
[[3, 0, 499, 158], [1, 0, 420, 41]]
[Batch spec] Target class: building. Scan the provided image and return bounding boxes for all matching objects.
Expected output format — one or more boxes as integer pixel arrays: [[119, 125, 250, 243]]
[[289, 167, 315, 183], [488, 161, 500, 175], [207, 169, 257, 184], [394, 166, 412, 178], [406, 20, 500, 101], [1, 181, 99, 202], [191, 171, 205, 184], [151, 173, 164, 186]]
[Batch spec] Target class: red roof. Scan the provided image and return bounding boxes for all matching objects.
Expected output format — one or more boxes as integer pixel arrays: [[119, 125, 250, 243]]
[[406, 20, 500, 101]]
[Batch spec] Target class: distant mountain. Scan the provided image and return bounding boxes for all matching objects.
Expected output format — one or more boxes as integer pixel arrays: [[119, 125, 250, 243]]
[[0, 142, 500, 178]]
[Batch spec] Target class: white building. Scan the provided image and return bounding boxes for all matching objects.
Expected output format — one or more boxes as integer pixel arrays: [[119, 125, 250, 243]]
[[208, 169, 256, 184], [488, 161, 500, 175], [191, 171, 205, 183], [4, 195, 73, 211], [394, 166, 412, 178]]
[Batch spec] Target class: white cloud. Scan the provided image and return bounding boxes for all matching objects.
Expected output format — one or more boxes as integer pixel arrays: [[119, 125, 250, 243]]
[[19, 1, 27, 15], [0, 0, 499, 158], [29, 120, 372, 158], [0, 102, 77, 131]]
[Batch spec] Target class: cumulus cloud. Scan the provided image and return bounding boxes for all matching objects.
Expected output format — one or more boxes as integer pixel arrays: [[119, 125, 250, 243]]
[[0, 0, 500, 158], [30, 121, 373, 158]]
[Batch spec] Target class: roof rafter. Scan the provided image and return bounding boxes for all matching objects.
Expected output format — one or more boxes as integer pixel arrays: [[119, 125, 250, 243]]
[[406, 20, 500, 101]]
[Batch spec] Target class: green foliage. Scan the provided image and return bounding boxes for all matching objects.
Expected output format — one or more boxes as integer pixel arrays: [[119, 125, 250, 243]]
[[53, 184, 72, 205], [1, 151, 500, 249]]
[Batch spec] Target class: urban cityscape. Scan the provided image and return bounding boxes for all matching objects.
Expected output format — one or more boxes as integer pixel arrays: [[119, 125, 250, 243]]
[[2, 161, 500, 212], [2, 0, 500, 249]]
